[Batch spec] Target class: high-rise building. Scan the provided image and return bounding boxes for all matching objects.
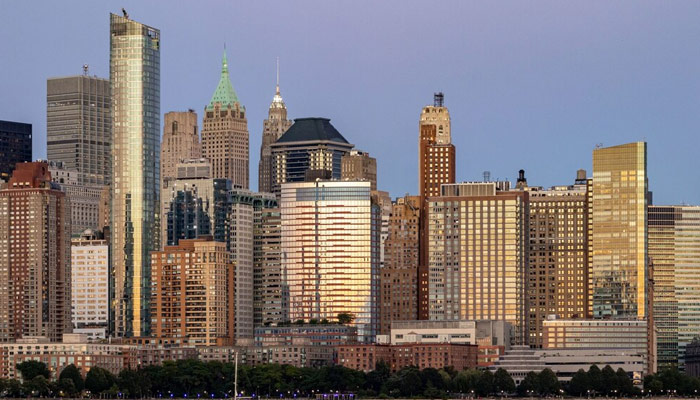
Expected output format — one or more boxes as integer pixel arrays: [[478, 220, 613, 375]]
[[591, 142, 647, 319], [258, 69, 292, 194], [48, 161, 110, 234], [256, 208, 286, 326], [227, 190, 277, 343], [280, 180, 380, 342], [649, 205, 700, 369], [341, 150, 377, 191], [0, 120, 32, 180], [201, 50, 249, 189], [150, 238, 235, 346], [47, 74, 111, 185], [110, 12, 161, 337], [524, 170, 590, 348], [418, 93, 456, 319], [0, 162, 71, 342], [379, 195, 420, 335], [161, 159, 230, 247], [160, 110, 201, 186], [428, 182, 529, 344], [269, 118, 354, 196], [71, 229, 109, 340]]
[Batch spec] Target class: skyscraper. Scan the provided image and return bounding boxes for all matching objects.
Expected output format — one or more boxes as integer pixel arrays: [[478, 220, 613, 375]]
[[150, 238, 235, 346], [0, 120, 32, 180], [418, 93, 455, 319], [201, 50, 249, 189], [524, 171, 590, 348], [0, 162, 71, 342], [47, 74, 111, 185], [269, 118, 354, 196], [379, 195, 420, 335], [71, 229, 109, 340], [649, 205, 700, 369], [160, 110, 201, 186], [110, 12, 161, 337], [427, 182, 529, 344], [591, 142, 648, 319], [259, 66, 292, 194], [256, 208, 285, 326], [281, 180, 380, 342]]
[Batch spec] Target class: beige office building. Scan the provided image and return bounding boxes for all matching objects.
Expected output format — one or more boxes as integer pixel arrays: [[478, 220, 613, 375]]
[[524, 171, 590, 347], [427, 182, 529, 344], [150, 238, 235, 346], [202, 51, 249, 189], [258, 78, 292, 194], [160, 110, 201, 186], [280, 180, 379, 342], [71, 230, 109, 340], [341, 150, 377, 191], [591, 142, 647, 319]]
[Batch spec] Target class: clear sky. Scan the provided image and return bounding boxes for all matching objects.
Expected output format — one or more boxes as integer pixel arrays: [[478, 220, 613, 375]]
[[1, 1, 699, 205]]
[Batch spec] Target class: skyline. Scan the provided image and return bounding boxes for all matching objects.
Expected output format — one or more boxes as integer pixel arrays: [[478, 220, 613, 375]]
[[1, 1, 699, 204]]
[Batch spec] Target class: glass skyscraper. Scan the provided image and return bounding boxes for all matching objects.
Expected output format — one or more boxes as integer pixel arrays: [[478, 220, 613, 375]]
[[280, 180, 379, 342], [649, 205, 700, 369], [109, 13, 160, 337], [591, 142, 647, 319]]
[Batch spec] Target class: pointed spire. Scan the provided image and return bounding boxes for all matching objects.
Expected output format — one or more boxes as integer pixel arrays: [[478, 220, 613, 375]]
[[207, 47, 240, 111], [270, 57, 285, 109]]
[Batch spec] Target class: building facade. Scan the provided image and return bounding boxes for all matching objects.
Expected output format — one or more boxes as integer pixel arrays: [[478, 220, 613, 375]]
[[160, 110, 201, 186], [341, 150, 377, 191], [0, 162, 71, 342], [649, 205, 700, 369], [337, 343, 478, 373], [0, 120, 32, 181], [48, 161, 110, 234], [110, 13, 161, 337], [258, 80, 292, 194], [591, 142, 648, 319], [379, 196, 420, 335], [71, 230, 109, 340], [418, 93, 456, 320], [150, 238, 235, 346], [255, 208, 285, 326], [270, 118, 354, 196], [525, 172, 590, 347], [47, 75, 111, 185], [281, 181, 379, 342], [427, 182, 529, 344], [201, 51, 249, 189]]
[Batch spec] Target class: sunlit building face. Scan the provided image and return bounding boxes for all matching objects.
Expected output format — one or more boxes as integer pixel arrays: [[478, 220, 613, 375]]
[[110, 13, 160, 337], [591, 142, 647, 319], [280, 181, 379, 342]]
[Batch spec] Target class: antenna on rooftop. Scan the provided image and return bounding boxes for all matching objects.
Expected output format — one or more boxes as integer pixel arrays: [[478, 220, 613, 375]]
[[121, 8, 129, 19], [595, 143, 604, 149], [82, 64, 89, 76], [434, 92, 444, 107]]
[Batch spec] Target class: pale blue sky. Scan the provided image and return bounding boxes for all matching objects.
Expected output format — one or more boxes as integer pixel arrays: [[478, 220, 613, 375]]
[[1, 1, 699, 204]]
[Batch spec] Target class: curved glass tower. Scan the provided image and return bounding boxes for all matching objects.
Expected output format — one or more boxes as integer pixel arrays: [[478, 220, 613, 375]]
[[110, 12, 160, 337]]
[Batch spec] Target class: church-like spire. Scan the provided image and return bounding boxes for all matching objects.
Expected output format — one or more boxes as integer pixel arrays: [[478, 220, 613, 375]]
[[207, 48, 241, 111], [270, 57, 285, 109]]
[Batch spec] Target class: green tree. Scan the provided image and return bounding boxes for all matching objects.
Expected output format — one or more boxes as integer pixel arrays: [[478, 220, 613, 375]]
[[476, 369, 495, 396], [517, 371, 538, 397], [588, 365, 603, 394], [600, 365, 617, 395], [615, 368, 634, 395], [16, 360, 50, 381], [567, 369, 590, 396], [58, 378, 77, 397], [59, 364, 84, 392], [452, 369, 481, 395], [537, 368, 560, 396], [494, 368, 516, 394], [337, 312, 355, 325], [24, 375, 50, 397], [85, 366, 116, 395], [645, 377, 663, 395]]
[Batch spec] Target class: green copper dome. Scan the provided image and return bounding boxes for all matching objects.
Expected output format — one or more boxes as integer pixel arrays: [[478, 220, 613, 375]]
[[207, 50, 243, 111]]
